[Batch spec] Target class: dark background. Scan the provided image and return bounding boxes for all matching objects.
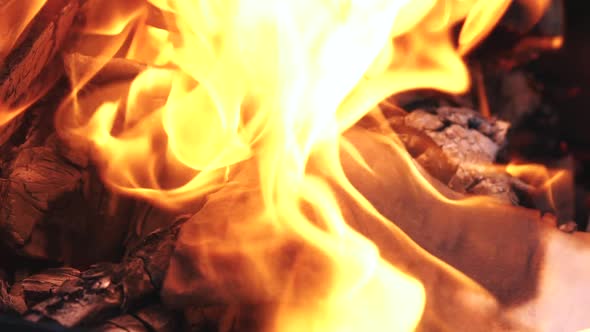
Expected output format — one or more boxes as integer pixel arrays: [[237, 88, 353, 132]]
[[523, 0, 590, 228]]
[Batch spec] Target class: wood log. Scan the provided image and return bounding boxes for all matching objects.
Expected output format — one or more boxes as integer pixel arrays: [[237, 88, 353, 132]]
[[0, 0, 80, 158], [0, 133, 136, 266], [20, 268, 81, 306], [22, 216, 185, 328], [0, 80, 146, 268], [0, 52, 187, 272], [0, 2, 80, 243], [0, 0, 79, 122], [0, 278, 25, 314], [1, 19, 201, 269]]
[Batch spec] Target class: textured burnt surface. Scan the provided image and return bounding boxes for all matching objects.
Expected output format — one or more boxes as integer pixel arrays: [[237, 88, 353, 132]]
[[10, 217, 184, 328], [0, 0, 79, 111], [383, 105, 518, 204], [0, 91, 136, 268]]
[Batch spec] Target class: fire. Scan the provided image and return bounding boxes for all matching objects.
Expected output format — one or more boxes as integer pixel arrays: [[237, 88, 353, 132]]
[[0, 0, 48, 123], [507, 162, 573, 222], [0, 0, 553, 330], [0, 0, 47, 63]]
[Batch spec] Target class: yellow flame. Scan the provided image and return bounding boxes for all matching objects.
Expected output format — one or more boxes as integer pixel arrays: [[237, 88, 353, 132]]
[[0, 0, 540, 330]]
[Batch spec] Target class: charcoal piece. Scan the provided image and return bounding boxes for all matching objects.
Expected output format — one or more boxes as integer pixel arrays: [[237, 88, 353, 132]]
[[429, 124, 499, 163], [413, 146, 458, 185], [0, 280, 13, 312], [0, 1, 140, 268], [97, 314, 148, 332], [387, 114, 459, 185], [0, 146, 81, 250], [0, 280, 28, 314], [386, 105, 518, 204], [20, 268, 80, 306], [404, 109, 444, 131], [434, 107, 510, 145], [0, 86, 137, 267], [466, 176, 517, 202], [122, 204, 192, 260], [25, 275, 123, 328], [24, 218, 185, 328], [0, 140, 135, 266]]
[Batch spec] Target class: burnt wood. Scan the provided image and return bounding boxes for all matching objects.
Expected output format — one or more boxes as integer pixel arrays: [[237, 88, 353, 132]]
[[0, 0, 79, 120], [21, 217, 185, 328]]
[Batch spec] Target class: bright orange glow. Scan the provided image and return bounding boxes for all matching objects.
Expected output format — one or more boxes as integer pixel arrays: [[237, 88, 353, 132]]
[[0, 0, 554, 330], [0, 0, 48, 124], [507, 162, 572, 216], [0, 0, 47, 63]]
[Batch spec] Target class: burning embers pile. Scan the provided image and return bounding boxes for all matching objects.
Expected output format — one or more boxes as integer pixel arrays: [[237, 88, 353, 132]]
[[0, 0, 589, 331]]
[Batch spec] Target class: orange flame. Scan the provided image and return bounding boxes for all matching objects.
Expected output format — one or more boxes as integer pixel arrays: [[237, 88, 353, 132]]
[[0, 0, 48, 123], [507, 162, 573, 220], [0, 0, 549, 330], [0, 0, 47, 63]]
